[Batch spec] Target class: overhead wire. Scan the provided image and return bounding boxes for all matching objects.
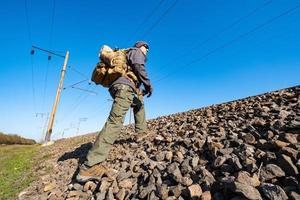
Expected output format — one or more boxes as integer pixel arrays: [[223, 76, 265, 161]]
[[57, 63, 94, 131], [42, 60, 50, 110], [190, 0, 273, 51], [68, 65, 90, 79], [70, 86, 98, 96], [59, 92, 90, 125], [24, 0, 33, 44], [63, 79, 89, 90], [126, 0, 165, 44], [154, 2, 300, 83], [49, 0, 56, 49], [42, 0, 56, 109], [30, 55, 36, 112], [141, 0, 179, 39], [25, 0, 37, 112], [59, 77, 98, 126], [150, 0, 274, 80]]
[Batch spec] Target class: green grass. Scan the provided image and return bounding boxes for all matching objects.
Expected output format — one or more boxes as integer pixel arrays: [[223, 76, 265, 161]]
[[0, 145, 40, 200]]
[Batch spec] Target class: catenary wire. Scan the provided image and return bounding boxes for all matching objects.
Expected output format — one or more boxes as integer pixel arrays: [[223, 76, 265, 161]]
[[49, 0, 56, 49], [30, 54, 36, 112], [150, 0, 274, 80], [24, 0, 32, 44], [42, 59, 51, 110], [191, 0, 273, 51], [42, 0, 56, 109], [63, 79, 89, 90], [59, 93, 90, 125], [70, 86, 98, 96], [154, 2, 300, 83], [126, 0, 165, 44], [25, 0, 37, 112], [141, 0, 179, 39], [68, 65, 90, 79]]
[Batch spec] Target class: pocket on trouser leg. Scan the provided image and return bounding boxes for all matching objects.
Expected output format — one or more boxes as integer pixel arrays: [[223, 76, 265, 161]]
[[107, 88, 134, 126]]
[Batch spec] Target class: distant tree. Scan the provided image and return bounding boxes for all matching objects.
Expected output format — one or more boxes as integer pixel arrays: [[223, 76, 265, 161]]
[[0, 132, 36, 145]]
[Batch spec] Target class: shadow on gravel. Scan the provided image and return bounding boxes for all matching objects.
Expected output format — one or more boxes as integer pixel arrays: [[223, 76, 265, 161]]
[[57, 142, 93, 164], [114, 137, 135, 144]]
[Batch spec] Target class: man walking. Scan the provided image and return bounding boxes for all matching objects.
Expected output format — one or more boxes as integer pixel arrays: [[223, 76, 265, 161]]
[[76, 41, 153, 182]]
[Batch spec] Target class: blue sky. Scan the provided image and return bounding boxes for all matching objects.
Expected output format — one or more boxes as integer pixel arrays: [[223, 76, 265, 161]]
[[0, 0, 299, 141]]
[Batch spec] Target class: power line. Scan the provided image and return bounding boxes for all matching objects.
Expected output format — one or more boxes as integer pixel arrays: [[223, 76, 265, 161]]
[[126, 0, 165, 44], [30, 45, 65, 112], [87, 100, 111, 119], [59, 79, 98, 125], [70, 86, 98, 96], [30, 52, 36, 112], [42, 0, 56, 109], [25, 0, 37, 112], [141, 0, 179, 39], [32, 45, 65, 58], [150, 0, 274, 80], [154, 2, 300, 83], [59, 93, 90, 125], [189, 0, 274, 56], [24, 0, 32, 44], [42, 59, 51, 110], [49, 0, 56, 48], [63, 79, 89, 90], [68, 65, 90, 79]]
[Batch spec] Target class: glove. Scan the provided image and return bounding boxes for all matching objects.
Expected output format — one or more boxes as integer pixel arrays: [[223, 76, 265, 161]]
[[143, 85, 153, 98]]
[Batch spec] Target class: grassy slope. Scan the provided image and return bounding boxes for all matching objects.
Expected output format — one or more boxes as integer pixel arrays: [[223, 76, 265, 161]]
[[0, 145, 39, 200]]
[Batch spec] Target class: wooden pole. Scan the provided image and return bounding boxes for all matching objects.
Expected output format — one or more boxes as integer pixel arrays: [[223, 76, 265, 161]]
[[45, 51, 69, 142]]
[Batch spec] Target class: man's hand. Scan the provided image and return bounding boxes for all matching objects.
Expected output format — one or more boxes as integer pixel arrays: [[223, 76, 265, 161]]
[[147, 87, 153, 97], [143, 85, 153, 98]]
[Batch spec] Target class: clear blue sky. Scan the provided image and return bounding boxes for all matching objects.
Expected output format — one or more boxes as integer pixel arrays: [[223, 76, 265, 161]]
[[0, 0, 299, 141]]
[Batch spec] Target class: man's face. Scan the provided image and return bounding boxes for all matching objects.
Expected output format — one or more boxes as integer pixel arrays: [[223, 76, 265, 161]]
[[140, 45, 149, 55]]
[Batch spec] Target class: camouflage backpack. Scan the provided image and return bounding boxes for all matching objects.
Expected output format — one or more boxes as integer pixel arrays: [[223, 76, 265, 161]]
[[91, 45, 138, 88]]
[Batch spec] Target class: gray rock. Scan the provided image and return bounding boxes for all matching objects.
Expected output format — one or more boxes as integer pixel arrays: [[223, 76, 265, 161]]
[[214, 156, 227, 168], [229, 182, 262, 200], [191, 156, 199, 168], [260, 164, 285, 181], [167, 163, 182, 182], [260, 183, 288, 200], [158, 184, 168, 199], [155, 151, 165, 161], [284, 133, 298, 144], [277, 154, 299, 176], [181, 176, 193, 186], [289, 191, 300, 200], [280, 147, 298, 160], [139, 183, 156, 199], [169, 185, 183, 197]]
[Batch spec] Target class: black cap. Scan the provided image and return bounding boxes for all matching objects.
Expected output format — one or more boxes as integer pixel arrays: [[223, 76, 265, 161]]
[[134, 41, 149, 49]]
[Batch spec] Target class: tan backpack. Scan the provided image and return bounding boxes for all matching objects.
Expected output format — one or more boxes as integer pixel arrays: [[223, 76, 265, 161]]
[[91, 45, 138, 88]]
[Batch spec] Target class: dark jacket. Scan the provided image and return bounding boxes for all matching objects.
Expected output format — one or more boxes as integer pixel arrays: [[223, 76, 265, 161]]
[[111, 47, 151, 92]]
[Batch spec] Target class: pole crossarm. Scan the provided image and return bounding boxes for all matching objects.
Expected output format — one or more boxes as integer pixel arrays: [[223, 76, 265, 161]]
[[32, 45, 65, 58]]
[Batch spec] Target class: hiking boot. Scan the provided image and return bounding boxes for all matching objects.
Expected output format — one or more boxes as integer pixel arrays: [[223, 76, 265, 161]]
[[76, 164, 108, 183], [135, 131, 155, 142]]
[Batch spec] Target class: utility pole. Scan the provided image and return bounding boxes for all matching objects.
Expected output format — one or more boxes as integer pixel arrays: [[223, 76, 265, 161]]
[[41, 113, 49, 141], [30, 46, 69, 143], [76, 117, 88, 135], [45, 51, 70, 142], [61, 128, 69, 138]]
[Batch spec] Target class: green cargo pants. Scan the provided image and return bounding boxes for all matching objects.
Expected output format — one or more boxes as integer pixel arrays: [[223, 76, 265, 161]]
[[85, 84, 147, 167]]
